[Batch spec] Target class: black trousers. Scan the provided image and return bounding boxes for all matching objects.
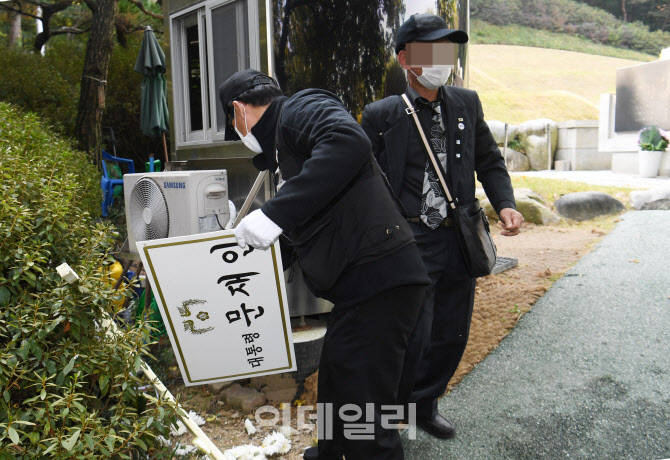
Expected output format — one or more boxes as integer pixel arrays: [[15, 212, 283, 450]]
[[316, 285, 424, 460], [399, 223, 476, 420]]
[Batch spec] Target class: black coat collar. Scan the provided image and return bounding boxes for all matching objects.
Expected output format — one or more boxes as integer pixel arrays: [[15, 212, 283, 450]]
[[250, 96, 288, 171]]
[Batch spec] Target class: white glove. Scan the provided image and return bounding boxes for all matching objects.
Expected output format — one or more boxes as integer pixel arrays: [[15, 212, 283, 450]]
[[234, 209, 283, 250]]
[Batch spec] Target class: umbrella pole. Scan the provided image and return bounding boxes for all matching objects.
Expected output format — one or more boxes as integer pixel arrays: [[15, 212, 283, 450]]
[[162, 132, 169, 165]]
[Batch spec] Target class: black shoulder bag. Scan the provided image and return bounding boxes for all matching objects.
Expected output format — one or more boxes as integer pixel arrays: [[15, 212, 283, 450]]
[[401, 93, 497, 278]]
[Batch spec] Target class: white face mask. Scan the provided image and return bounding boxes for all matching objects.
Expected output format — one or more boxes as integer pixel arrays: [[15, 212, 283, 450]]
[[234, 103, 263, 154], [411, 67, 453, 90]]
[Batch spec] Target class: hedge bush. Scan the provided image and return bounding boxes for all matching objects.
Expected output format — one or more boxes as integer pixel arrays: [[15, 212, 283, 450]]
[[0, 35, 166, 170], [471, 0, 670, 55], [0, 103, 177, 458], [0, 45, 81, 136]]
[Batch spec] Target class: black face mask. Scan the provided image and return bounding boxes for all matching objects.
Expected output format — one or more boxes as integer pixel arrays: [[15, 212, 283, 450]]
[[249, 96, 288, 171]]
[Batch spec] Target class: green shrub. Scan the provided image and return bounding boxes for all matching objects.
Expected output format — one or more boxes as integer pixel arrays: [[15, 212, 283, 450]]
[[507, 138, 523, 152], [471, 0, 670, 55], [0, 103, 177, 458], [469, 19, 656, 61], [0, 34, 164, 171], [0, 46, 80, 136]]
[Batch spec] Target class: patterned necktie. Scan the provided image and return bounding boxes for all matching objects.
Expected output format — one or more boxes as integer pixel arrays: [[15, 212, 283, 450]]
[[420, 101, 448, 229]]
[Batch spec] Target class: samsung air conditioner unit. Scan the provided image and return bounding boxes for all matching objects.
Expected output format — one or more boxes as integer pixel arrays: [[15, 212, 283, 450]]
[[123, 170, 230, 254]]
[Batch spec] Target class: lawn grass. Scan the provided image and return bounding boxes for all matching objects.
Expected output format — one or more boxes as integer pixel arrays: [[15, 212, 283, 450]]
[[508, 175, 634, 231], [473, 88, 599, 125], [478, 175, 636, 231], [510, 175, 633, 205], [469, 19, 657, 62], [466, 20, 658, 125], [468, 41, 650, 124]]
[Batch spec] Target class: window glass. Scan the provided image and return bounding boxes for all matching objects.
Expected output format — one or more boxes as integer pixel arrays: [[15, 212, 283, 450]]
[[211, 0, 249, 132], [186, 22, 204, 132], [172, 0, 255, 145]]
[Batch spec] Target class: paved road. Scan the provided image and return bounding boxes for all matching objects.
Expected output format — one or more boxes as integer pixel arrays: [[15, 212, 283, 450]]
[[403, 211, 670, 460]]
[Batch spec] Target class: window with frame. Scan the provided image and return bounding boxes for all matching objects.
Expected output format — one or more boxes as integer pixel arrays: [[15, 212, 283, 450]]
[[172, 0, 259, 146]]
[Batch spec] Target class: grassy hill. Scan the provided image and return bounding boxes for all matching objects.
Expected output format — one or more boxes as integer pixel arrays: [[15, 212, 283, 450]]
[[468, 44, 650, 124], [466, 19, 658, 125]]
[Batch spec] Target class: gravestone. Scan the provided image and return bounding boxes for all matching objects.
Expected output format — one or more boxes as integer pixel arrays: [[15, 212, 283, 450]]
[[615, 60, 670, 132]]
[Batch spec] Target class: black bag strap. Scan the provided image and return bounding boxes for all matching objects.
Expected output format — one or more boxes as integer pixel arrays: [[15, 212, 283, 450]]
[[401, 93, 457, 211]]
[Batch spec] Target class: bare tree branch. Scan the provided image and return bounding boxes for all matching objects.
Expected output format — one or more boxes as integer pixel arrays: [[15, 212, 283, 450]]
[[51, 26, 88, 35], [122, 23, 151, 35], [0, 3, 41, 20], [126, 0, 162, 19], [1, 1, 80, 51]]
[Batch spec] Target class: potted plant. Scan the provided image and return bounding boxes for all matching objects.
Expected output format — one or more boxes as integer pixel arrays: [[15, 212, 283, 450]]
[[637, 125, 670, 177]]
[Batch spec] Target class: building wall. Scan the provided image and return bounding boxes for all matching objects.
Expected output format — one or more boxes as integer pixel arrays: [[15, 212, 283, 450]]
[[163, 0, 470, 160]]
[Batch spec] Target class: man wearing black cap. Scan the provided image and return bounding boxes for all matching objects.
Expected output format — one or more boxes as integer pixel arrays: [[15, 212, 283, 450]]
[[219, 69, 429, 459], [362, 14, 524, 439]]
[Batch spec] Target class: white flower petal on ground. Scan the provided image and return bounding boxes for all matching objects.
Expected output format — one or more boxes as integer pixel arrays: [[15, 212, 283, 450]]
[[156, 435, 171, 447], [224, 444, 267, 460], [278, 425, 290, 438], [262, 431, 291, 456], [170, 420, 187, 437], [174, 444, 198, 456], [244, 418, 257, 435], [188, 410, 207, 426]]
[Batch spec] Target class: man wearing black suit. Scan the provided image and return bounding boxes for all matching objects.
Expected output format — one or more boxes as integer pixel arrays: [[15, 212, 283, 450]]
[[361, 13, 524, 439]]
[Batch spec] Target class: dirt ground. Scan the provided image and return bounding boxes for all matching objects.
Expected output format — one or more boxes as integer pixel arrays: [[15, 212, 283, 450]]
[[168, 222, 607, 458]]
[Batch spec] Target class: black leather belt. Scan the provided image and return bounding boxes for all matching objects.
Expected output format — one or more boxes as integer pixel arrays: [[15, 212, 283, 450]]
[[407, 217, 454, 227]]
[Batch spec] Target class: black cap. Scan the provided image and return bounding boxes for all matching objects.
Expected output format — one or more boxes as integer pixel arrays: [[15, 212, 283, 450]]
[[218, 69, 278, 141], [395, 13, 468, 54]]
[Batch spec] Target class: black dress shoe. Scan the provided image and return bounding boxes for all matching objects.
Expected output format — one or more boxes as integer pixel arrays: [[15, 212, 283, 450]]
[[417, 413, 455, 439], [303, 446, 318, 459]]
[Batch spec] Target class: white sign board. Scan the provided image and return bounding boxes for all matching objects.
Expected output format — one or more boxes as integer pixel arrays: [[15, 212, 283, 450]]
[[136, 230, 295, 386]]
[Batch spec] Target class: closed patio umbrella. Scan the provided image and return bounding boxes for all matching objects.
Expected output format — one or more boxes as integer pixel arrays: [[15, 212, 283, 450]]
[[134, 25, 169, 164]]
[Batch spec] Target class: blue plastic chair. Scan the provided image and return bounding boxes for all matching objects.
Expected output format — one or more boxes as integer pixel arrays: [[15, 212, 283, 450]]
[[101, 149, 135, 217]]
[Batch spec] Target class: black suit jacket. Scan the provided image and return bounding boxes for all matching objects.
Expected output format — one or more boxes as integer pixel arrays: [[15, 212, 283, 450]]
[[259, 88, 418, 298], [361, 85, 515, 214]]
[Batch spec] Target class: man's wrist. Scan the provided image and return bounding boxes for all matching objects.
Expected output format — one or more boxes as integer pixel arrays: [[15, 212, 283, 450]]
[[496, 201, 516, 215]]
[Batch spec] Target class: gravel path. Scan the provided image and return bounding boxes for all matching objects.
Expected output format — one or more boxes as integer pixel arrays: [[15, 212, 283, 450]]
[[403, 211, 670, 460]]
